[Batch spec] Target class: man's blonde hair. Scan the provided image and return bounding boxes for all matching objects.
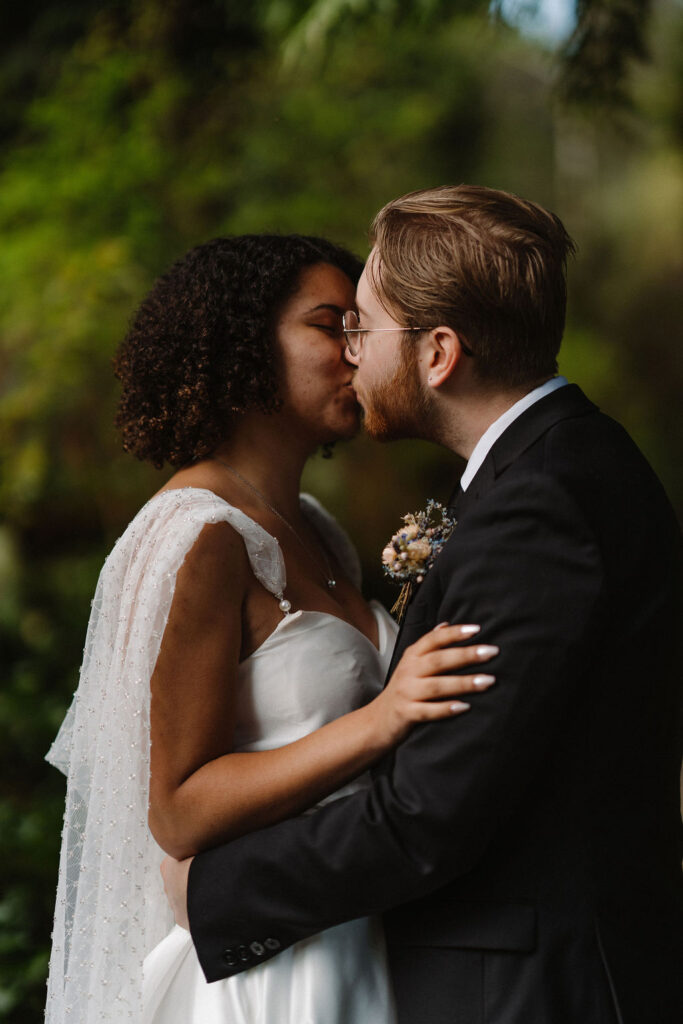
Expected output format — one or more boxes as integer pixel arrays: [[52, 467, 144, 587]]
[[370, 184, 576, 388]]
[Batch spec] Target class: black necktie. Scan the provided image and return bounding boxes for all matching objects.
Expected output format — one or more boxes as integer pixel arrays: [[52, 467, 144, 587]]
[[447, 483, 465, 514]]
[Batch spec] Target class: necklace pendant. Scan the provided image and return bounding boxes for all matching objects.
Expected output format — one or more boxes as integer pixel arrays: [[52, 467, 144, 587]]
[[211, 459, 336, 593]]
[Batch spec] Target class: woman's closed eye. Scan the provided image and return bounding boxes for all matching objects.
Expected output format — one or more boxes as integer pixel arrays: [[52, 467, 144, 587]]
[[311, 322, 344, 338]]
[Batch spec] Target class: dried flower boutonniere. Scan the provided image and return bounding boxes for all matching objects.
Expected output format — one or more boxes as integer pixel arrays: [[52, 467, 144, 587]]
[[381, 499, 457, 623]]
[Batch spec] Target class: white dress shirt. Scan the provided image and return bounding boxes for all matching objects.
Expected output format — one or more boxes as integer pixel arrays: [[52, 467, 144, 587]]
[[460, 376, 569, 491]]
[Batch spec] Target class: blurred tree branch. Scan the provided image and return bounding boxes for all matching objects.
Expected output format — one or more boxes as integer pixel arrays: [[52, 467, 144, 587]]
[[560, 0, 651, 107], [0, 0, 656, 143], [280, 0, 652, 107]]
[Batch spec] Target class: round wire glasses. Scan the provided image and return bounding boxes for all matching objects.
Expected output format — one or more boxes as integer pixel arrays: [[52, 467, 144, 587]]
[[342, 309, 432, 358], [342, 310, 473, 357]]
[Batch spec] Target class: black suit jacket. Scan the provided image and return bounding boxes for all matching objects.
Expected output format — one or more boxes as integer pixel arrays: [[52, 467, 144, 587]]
[[188, 385, 683, 1024]]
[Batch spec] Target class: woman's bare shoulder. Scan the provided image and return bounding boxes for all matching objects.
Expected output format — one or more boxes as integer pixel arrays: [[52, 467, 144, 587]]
[[176, 519, 251, 610]]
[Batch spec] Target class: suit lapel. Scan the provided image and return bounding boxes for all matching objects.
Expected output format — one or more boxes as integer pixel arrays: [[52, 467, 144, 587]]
[[457, 384, 597, 510], [385, 385, 598, 681]]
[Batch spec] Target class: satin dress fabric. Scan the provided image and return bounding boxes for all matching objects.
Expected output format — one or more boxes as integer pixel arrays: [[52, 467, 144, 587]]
[[143, 600, 399, 1024]]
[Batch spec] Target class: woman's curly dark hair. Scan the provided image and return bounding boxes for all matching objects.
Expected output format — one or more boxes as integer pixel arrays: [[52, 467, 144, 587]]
[[113, 234, 363, 468]]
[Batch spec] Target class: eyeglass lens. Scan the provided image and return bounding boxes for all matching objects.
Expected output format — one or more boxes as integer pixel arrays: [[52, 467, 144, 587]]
[[343, 310, 361, 354]]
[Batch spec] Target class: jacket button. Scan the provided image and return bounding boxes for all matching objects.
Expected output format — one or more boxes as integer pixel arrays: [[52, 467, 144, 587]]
[[250, 941, 265, 956], [237, 944, 251, 963], [264, 937, 281, 951], [222, 948, 237, 967]]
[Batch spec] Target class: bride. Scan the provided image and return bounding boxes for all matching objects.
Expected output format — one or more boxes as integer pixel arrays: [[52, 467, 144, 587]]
[[44, 234, 497, 1023]]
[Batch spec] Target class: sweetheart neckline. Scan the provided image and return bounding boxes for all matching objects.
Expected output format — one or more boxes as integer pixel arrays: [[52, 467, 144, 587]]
[[241, 602, 396, 662], [149, 489, 398, 660]]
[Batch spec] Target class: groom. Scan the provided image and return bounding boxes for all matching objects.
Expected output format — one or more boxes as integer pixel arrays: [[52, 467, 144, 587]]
[[163, 185, 683, 1023]]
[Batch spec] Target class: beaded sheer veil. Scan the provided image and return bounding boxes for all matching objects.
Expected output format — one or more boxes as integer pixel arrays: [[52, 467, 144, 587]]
[[45, 487, 360, 1023]]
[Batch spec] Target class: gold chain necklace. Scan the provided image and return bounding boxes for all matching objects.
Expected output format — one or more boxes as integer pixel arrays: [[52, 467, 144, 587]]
[[211, 458, 337, 591]]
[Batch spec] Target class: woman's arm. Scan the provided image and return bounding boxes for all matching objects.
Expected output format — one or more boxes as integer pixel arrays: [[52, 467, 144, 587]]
[[149, 522, 495, 859]]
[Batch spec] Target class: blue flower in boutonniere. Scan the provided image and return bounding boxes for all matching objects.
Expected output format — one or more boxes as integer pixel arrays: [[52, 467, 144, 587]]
[[382, 499, 457, 623]]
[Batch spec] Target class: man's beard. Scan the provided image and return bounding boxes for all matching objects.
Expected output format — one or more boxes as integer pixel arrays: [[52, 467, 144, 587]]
[[361, 338, 436, 442]]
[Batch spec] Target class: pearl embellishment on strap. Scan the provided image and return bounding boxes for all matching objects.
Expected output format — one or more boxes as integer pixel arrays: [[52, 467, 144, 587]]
[[211, 458, 337, 590]]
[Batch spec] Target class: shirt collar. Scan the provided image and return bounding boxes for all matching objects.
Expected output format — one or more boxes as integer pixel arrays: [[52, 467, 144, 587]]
[[460, 376, 569, 492]]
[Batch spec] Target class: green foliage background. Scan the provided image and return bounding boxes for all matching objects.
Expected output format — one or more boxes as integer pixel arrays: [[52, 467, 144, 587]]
[[0, 1, 681, 1018]]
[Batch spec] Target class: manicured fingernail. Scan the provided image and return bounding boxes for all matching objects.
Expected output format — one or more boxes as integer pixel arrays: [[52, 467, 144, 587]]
[[473, 674, 496, 687], [450, 701, 471, 713], [434, 621, 450, 629], [460, 625, 480, 636], [476, 645, 499, 657]]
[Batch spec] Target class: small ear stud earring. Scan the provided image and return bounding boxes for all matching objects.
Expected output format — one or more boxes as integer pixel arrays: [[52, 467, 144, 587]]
[[428, 375, 433, 384]]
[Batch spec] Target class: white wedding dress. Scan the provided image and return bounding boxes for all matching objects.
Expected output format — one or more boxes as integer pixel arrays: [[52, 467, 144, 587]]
[[46, 487, 398, 1024]]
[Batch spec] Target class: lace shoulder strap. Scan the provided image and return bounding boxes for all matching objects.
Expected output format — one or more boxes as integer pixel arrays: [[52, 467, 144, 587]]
[[46, 487, 285, 778], [300, 492, 362, 589], [178, 487, 287, 597], [44, 487, 285, 1024]]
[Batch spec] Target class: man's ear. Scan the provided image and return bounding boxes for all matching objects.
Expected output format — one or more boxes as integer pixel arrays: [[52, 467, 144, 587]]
[[424, 328, 469, 388]]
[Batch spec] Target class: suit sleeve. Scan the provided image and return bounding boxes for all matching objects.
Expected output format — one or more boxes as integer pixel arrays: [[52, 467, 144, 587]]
[[187, 472, 604, 980]]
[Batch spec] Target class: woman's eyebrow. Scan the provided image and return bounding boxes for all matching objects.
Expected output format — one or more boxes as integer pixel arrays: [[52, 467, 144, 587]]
[[305, 303, 345, 315]]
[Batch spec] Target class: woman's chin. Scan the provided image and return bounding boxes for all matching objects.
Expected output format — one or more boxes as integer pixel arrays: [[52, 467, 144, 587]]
[[343, 405, 363, 436], [322, 410, 362, 444], [329, 422, 361, 444]]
